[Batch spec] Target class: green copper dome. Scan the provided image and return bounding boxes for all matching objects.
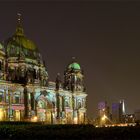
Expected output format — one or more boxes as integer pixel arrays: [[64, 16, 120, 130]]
[[7, 25, 37, 51], [5, 16, 39, 59], [11, 25, 37, 51], [10, 35, 37, 51], [68, 62, 81, 70]]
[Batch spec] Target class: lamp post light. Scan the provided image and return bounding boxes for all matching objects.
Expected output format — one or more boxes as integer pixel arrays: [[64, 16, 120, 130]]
[[101, 114, 107, 121], [74, 117, 78, 124], [31, 116, 38, 122], [101, 114, 112, 127], [101, 114, 107, 126]]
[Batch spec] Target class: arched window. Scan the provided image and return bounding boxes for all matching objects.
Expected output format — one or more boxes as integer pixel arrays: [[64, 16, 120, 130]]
[[15, 96, 20, 104], [14, 93, 20, 104], [65, 100, 69, 107], [38, 100, 46, 109], [78, 100, 82, 109]]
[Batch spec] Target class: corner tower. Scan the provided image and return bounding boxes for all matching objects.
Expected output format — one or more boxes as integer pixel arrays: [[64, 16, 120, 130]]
[[63, 58, 87, 124], [64, 57, 85, 92]]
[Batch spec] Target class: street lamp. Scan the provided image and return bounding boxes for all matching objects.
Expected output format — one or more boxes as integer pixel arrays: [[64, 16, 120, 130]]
[[31, 116, 38, 122], [101, 114, 112, 126], [101, 114, 107, 121], [74, 117, 78, 124]]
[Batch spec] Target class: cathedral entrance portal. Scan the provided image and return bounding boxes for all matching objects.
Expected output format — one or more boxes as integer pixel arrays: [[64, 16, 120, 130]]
[[37, 100, 46, 121], [36, 94, 54, 123]]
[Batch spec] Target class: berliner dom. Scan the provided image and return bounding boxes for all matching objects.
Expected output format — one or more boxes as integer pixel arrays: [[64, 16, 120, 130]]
[[0, 14, 87, 124]]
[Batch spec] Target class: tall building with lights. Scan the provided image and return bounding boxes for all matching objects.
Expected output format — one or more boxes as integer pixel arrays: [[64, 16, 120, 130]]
[[112, 100, 125, 124], [0, 14, 87, 124]]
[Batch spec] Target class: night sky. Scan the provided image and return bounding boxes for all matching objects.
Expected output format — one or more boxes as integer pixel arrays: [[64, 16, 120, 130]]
[[0, 1, 140, 118]]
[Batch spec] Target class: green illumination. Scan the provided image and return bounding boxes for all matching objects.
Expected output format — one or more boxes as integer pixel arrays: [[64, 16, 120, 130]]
[[7, 24, 37, 51], [0, 43, 3, 50], [11, 35, 37, 51], [68, 62, 81, 70]]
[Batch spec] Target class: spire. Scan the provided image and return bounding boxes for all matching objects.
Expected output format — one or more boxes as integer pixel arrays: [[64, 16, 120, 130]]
[[17, 13, 22, 26], [72, 56, 76, 62], [15, 13, 24, 36]]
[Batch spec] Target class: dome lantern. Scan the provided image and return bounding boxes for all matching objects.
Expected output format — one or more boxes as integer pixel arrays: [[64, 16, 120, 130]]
[[15, 13, 24, 36]]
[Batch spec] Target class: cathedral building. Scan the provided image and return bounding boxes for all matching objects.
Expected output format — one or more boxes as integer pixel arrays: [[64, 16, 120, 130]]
[[0, 14, 87, 124]]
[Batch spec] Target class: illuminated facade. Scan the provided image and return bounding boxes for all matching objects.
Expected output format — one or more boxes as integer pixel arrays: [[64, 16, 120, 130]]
[[0, 14, 87, 123]]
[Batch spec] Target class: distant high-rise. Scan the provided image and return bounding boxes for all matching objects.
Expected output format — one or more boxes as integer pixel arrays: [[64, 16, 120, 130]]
[[112, 103, 120, 123], [112, 100, 125, 124], [120, 99, 125, 115]]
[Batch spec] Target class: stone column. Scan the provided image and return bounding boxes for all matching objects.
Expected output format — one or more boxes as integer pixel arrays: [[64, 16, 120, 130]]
[[4, 89, 6, 103], [31, 92, 35, 110], [24, 86, 29, 120], [62, 96, 65, 112], [56, 92, 60, 119], [72, 95, 75, 123], [35, 100, 37, 116], [8, 88, 12, 121]]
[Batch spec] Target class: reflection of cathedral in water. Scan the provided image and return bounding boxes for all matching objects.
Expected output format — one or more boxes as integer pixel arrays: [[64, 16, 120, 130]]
[[0, 14, 87, 124]]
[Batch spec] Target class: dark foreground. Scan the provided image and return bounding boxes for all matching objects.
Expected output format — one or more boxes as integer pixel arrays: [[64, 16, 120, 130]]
[[0, 122, 140, 140]]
